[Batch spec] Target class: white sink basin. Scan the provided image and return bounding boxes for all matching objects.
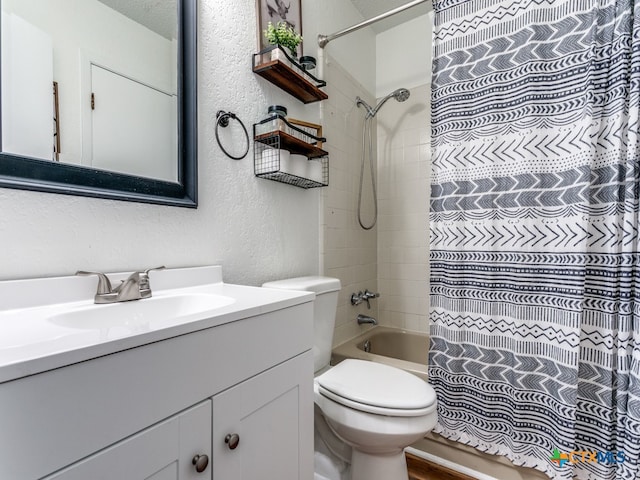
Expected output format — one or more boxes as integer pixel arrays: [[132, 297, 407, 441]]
[[0, 265, 315, 384], [48, 293, 236, 330]]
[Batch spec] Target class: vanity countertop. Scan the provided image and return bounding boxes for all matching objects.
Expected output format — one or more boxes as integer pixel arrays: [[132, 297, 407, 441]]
[[0, 266, 314, 384]]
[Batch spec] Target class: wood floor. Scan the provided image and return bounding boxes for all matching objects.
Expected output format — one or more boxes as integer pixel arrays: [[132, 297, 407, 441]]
[[407, 452, 478, 480]]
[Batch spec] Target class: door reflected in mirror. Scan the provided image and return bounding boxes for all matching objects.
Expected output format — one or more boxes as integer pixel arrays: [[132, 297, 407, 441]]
[[1, 0, 178, 182]]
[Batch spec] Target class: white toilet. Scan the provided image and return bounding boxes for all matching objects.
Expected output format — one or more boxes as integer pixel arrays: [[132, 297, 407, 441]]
[[262, 276, 437, 480]]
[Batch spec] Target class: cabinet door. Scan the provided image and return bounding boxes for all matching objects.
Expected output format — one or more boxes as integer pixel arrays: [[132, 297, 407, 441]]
[[212, 351, 314, 480], [44, 400, 211, 480]]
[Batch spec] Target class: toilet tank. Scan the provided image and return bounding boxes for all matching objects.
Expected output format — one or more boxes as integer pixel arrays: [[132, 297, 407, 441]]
[[262, 276, 341, 373]]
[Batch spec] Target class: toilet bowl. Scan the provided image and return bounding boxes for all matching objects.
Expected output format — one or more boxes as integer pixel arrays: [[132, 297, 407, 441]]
[[262, 277, 437, 480], [315, 358, 436, 480]]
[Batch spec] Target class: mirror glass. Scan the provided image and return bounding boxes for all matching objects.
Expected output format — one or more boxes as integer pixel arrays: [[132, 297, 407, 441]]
[[0, 0, 197, 207]]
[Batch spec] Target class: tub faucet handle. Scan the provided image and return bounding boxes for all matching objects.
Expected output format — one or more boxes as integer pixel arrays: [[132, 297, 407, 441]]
[[351, 291, 364, 306], [362, 290, 380, 309]]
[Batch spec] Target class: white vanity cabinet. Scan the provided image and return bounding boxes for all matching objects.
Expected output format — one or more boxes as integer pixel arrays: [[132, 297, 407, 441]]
[[0, 301, 314, 480]]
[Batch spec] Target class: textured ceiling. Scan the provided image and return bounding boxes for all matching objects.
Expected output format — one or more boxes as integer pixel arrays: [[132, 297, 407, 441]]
[[97, 0, 177, 40], [349, 0, 432, 33]]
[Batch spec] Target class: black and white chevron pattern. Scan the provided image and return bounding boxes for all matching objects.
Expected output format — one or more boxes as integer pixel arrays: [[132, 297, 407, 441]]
[[429, 1, 640, 479]]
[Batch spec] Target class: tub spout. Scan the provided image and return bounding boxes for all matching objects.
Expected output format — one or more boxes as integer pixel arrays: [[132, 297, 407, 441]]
[[357, 314, 377, 325]]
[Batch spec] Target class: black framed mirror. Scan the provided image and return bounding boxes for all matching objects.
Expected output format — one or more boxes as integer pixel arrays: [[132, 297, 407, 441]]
[[0, 0, 197, 207]]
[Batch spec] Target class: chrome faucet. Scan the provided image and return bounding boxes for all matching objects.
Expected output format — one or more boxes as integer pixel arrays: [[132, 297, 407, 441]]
[[357, 314, 377, 325], [77, 267, 165, 304], [351, 289, 380, 309]]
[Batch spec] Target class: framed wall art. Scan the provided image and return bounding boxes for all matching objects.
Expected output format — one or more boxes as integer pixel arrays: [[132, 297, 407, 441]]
[[256, 0, 302, 51]]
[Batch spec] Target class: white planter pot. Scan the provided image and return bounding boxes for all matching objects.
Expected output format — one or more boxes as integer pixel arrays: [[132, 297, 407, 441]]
[[271, 48, 291, 67]]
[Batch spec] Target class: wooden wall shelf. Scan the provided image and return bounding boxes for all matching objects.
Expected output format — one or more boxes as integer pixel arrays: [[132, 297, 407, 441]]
[[255, 131, 328, 159], [253, 48, 328, 104]]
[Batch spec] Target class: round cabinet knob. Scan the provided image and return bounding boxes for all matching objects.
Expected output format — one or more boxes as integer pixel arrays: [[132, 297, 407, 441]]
[[192, 454, 209, 473], [225, 433, 240, 450]]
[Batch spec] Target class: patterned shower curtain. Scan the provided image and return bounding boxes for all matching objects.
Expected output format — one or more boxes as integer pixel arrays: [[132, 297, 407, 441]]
[[428, 1, 640, 479]]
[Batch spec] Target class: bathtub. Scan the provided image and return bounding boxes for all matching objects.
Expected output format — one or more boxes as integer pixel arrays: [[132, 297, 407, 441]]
[[331, 326, 428, 381]]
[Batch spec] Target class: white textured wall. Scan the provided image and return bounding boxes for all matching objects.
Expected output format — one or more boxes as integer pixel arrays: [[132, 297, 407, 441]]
[[0, 0, 328, 286]]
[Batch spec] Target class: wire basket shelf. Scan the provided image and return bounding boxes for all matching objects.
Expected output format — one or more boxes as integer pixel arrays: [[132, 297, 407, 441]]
[[254, 116, 329, 189]]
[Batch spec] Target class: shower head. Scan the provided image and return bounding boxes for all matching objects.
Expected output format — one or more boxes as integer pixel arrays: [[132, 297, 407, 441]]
[[393, 88, 410, 102], [357, 88, 411, 119]]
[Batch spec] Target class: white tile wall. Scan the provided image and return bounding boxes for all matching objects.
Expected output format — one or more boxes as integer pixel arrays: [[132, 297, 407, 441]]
[[376, 82, 431, 333], [321, 55, 379, 346]]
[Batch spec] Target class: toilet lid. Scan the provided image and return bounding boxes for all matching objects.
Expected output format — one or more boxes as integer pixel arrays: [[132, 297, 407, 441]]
[[317, 359, 436, 414]]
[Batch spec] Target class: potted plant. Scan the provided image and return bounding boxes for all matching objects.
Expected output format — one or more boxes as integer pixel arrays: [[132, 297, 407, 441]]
[[264, 21, 302, 65]]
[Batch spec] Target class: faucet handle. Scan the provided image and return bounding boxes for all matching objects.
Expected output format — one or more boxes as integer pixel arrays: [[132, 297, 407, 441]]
[[351, 291, 364, 306], [139, 266, 166, 296], [143, 266, 166, 276], [76, 271, 113, 294], [362, 290, 380, 309]]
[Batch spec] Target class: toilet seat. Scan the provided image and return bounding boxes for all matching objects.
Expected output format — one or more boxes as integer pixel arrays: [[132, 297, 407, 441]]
[[316, 359, 436, 417]]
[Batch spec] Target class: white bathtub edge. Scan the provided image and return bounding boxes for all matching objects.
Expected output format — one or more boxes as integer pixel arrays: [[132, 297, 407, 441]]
[[404, 446, 500, 480]]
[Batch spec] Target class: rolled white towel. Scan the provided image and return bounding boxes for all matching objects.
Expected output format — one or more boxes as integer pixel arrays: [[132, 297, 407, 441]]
[[279, 151, 308, 177], [307, 159, 324, 183]]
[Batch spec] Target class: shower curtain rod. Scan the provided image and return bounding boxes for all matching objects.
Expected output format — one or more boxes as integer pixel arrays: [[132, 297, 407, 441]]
[[318, 0, 429, 48]]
